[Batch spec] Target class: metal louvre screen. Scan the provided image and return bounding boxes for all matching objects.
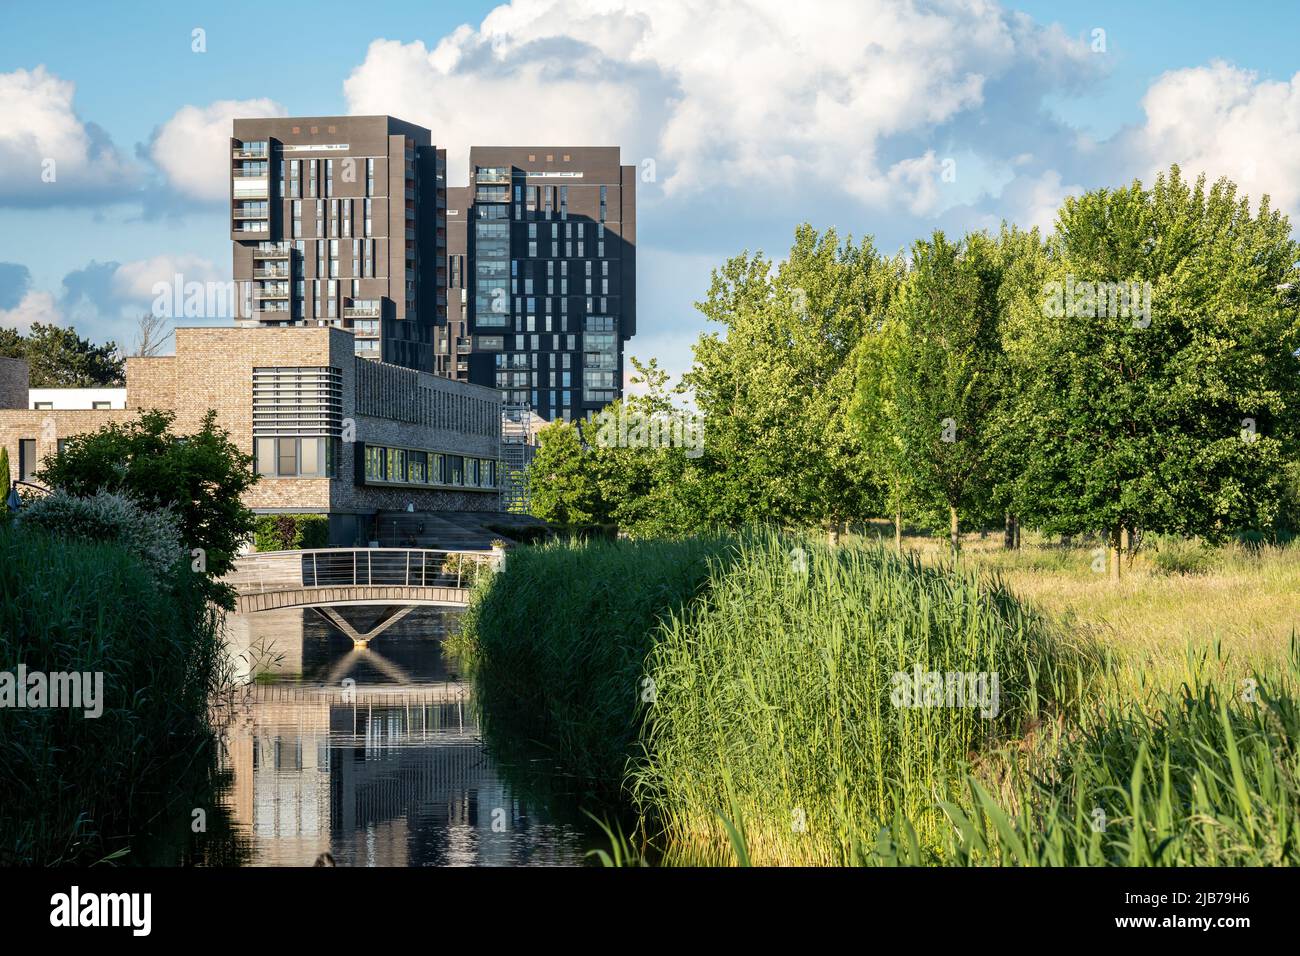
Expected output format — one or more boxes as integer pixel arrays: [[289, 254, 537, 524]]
[[253, 366, 343, 436]]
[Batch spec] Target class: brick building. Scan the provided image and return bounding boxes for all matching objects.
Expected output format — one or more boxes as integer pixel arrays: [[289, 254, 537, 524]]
[[0, 326, 502, 545]]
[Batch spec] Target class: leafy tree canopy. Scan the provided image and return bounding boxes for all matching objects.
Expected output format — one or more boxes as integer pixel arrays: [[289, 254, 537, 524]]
[[0, 322, 124, 387]]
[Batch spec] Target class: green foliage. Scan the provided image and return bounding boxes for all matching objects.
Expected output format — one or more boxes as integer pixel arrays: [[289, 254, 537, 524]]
[[453, 536, 736, 794], [0, 322, 124, 387], [632, 533, 1082, 864], [1006, 166, 1300, 545], [36, 409, 257, 608], [687, 226, 899, 532], [252, 513, 329, 552], [17, 489, 185, 582], [526, 419, 607, 525], [865, 231, 1009, 547], [0, 523, 225, 865], [874, 647, 1300, 866], [0, 446, 9, 500]]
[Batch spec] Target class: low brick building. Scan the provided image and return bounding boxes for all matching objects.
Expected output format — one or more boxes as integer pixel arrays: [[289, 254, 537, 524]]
[[0, 326, 504, 544]]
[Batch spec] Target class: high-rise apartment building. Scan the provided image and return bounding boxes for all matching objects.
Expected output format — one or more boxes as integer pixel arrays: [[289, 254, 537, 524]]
[[229, 115, 447, 372], [435, 147, 636, 421], [231, 119, 636, 417]]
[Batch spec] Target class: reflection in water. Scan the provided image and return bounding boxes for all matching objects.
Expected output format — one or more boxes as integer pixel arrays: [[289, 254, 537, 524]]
[[191, 606, 592, 867]]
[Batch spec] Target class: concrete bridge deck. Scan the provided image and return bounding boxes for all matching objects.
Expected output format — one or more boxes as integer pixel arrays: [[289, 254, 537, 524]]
[[228, 548, 498, 637]]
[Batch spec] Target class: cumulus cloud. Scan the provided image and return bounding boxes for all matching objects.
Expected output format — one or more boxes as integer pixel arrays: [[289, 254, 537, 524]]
[[0, 66, 138, 206], [343, 0, 1097, 213], [149, 98, 286, 202], [0, 290, 62, 336], [60, 254, 229, 323], [1116, 60, 1300, 216]]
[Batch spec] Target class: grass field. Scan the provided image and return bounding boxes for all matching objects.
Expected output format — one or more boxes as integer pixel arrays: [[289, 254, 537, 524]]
[[862, 528, 1300, 693]]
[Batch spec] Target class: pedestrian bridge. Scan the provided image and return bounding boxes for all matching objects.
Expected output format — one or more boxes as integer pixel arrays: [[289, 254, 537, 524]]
[[228, 548, 498, 644]]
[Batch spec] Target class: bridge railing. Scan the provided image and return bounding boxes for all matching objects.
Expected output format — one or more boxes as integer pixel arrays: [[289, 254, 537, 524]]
[[231, 548, 499, 593]]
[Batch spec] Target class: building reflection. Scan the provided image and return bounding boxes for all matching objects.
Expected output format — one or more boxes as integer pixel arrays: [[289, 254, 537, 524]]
[[217, 607, 585, 867]]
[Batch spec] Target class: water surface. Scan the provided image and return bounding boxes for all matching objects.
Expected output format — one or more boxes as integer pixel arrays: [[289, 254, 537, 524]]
[[148, 606, 597, 867]]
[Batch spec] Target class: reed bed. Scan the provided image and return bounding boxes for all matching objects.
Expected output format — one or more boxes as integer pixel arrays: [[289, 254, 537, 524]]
[[872, 642, 1300, 866], [458, 530, 1300, 866], [449, 535, 736, 793], [0, 524, 225, 865], [631, 533, 1091, 865]]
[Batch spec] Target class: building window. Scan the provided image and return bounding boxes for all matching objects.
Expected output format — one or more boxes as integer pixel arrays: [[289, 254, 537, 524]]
[[92, 401, 112, 410], [19, 438, 37, 481], [277, 437, 298, 476], [33, 401, 52, 410]]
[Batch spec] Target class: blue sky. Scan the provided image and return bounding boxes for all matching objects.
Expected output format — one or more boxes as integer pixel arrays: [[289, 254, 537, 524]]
[[2, 0, 1299, 382]]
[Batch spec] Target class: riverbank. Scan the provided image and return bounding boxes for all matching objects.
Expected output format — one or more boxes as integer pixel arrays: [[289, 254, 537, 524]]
[[0, 523, 226, 865], [453, 532, 1300, 866]]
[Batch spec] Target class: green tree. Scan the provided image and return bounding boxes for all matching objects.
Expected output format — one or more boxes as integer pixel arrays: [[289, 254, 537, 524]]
[[1008, 166, 1300, 577], [0, 323, 124, 387], [688, 224, 897, 540], [588, 357, 711, 537], [525, 419, 608, 526], [36, 409, 257, 606], [873, 231, 1008, 553]]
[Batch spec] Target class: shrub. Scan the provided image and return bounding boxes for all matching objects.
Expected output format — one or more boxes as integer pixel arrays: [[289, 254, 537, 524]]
[[253, 513, 329, 551], [17, 489, 185, 582], [37, 409, 256, 608], [1147, 536, 1215, 575], [486, 523, 550, 544]]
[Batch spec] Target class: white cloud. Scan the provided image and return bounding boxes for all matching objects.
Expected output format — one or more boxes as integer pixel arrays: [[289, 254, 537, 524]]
[[150, 98, 286, 202], [0, 290, 62, 336], [1000, 169, 1084, 233], [111, 254, 228, 302], [0, 66, 137, 206], [1119, 60, 1300, 216], [342, 0, 1095, 211]]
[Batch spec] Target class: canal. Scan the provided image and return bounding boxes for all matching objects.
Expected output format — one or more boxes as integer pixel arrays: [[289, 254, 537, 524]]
[[140, 606, 602, 866]]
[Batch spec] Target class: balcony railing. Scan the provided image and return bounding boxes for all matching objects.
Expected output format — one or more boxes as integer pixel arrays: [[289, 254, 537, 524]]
[[252, 243, 291, 259], [344, 305, 380, 319], [253, 268, 289, 279], [233, 147, 268, 159]]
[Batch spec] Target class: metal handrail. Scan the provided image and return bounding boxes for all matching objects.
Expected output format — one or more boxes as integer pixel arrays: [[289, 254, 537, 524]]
[[233, 547, 499, 594]]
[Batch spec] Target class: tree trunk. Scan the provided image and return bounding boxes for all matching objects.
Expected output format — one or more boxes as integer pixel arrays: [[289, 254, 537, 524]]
[[949, 506, 960, 555], [894, 510, 902, 552], [1109, 524, 1122, 582], [1014, 515, 1022, 550], [1004, 512, 1014, 550], [827, 517, 841, 548]]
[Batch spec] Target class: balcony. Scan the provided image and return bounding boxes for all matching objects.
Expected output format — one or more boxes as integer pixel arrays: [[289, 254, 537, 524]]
[[233, 208, 269, 220], [344, 302, 380, 319], [254, 285, 290, 299], [253, 267, 289, 279], [252, 243, 291, 259], [475, 167, 510, 185], [233, 144, 268, 159]]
